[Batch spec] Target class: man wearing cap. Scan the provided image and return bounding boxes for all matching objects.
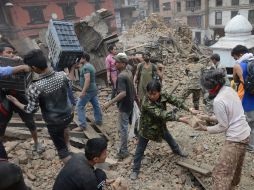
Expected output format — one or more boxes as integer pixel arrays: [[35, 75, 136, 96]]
[[103, 53, 135, 159]]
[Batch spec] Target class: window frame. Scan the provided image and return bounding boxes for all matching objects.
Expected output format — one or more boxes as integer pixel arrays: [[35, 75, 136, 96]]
[[58, 2, 77, 20], [231, 0, 239, 6], [23, 6, 46, 25], [177, 2, 181, 12], [248, 9, 254, 24], [215, 11, 222, 25], [216, 0, 223, 6], [186, 0, 201, 11], [162, 2, 171, 11], [231, 10, 238, 18], [187, 15, 202, 27]]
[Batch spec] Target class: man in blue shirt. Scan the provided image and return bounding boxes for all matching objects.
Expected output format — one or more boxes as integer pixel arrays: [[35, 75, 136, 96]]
[[0, 65, 31, 190], [232, 45, 254, 153], [0, 65, 30, 76]]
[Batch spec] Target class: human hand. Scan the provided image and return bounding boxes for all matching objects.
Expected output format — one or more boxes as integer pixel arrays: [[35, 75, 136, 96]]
[[6, 95, 18, 104], [102, 101, 111, 112], [191, 116, 207, 131], [106, 179, 115, 185], [110, 177, 127, 190], [12, 56, 23, 61], [79, 91, 86, 98], [196, 113, 210, 121], [189, 108, 201, 115], [21, 65, 31, 72], [178, 116, 190, 124]]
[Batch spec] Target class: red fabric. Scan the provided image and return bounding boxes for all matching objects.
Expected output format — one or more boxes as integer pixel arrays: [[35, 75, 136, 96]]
[[209, 84, 221, 95], [0, 103, 9, 117]]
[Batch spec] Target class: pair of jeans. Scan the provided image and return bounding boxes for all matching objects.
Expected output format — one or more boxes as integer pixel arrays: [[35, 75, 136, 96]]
[[76, 90, 102, 128], [132, 129, 179, 173], [118, 111, 131, 154]]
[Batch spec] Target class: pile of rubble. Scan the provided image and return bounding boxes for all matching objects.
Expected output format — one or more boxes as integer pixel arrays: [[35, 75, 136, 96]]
[[119, 14, 211, 67]]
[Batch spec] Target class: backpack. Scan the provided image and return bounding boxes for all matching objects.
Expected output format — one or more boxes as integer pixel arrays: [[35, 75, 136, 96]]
[[244, 59, 254, 95]]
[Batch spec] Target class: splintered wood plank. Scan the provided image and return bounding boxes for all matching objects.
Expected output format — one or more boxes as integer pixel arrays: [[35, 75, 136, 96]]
[[70, 137, 86, 148], [5, 127, 50, 140], [177, 161, 211, 176], [72, 116, 101, 139], [9, 118, 46, 128], [9, 117, 77, 128], [190, 171, 209, 190], [70, 146, 83, 153]]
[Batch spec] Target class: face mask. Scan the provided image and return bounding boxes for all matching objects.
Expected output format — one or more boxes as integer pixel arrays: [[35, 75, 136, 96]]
[[208, 84, 221, 99]]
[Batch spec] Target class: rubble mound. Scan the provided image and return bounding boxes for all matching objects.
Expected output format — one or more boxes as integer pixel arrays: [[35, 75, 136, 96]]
[[121, 14, 207, 58]]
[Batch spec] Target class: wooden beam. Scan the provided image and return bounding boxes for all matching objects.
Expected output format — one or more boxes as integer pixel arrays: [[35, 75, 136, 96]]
[[177, 161, 211, 176], [73, 117, 101, 139], [190, 171, 209, 190], [9, 117, 77, 128]]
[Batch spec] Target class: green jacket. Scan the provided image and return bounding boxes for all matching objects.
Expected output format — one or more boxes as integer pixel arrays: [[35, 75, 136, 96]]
[[139, 93, 188, 142]]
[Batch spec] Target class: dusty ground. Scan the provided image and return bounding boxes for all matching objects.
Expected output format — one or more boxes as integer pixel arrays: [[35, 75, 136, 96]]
[[4, 60, 254, 190]]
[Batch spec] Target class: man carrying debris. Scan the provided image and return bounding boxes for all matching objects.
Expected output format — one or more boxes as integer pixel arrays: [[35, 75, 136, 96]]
[[232, 45, 254, 153], [0, 62, 31, 158], [75, 52, 102, 131], [130, 80, 189, 180], [7, 49, 75, 164], [181, 54, 203, 110], [193, 69, 250, 190], [0, 44, 44, 153], [103, 53, 135, 159], [53, 137, 127, 190], [105, 44, 118, 99]]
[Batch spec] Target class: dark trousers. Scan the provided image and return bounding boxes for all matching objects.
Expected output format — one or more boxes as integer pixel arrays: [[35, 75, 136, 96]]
[[0, 141, 7, 159], [181, 88, 201, 110], [0, 95, 36, 137], [0, 160, 30, 190], [0, 104, 36, 135], [47, 124, 70, 160], [67, 86, 76, 106], [133, 129, 179, 173], [0, 101, 36, 159]]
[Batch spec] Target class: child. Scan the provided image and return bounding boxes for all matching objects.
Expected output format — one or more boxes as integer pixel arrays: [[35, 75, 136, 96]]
[[7, 49, 75, 164], [130, 80, 189, 180], [193, 69, 250, 190]]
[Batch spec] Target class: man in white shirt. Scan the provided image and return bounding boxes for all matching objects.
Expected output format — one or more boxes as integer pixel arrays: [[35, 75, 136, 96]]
[[193, 69, 250, 190]]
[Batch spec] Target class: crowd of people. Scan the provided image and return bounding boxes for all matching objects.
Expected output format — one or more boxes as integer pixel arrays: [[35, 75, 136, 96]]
[[0, 41, 253, 190]]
